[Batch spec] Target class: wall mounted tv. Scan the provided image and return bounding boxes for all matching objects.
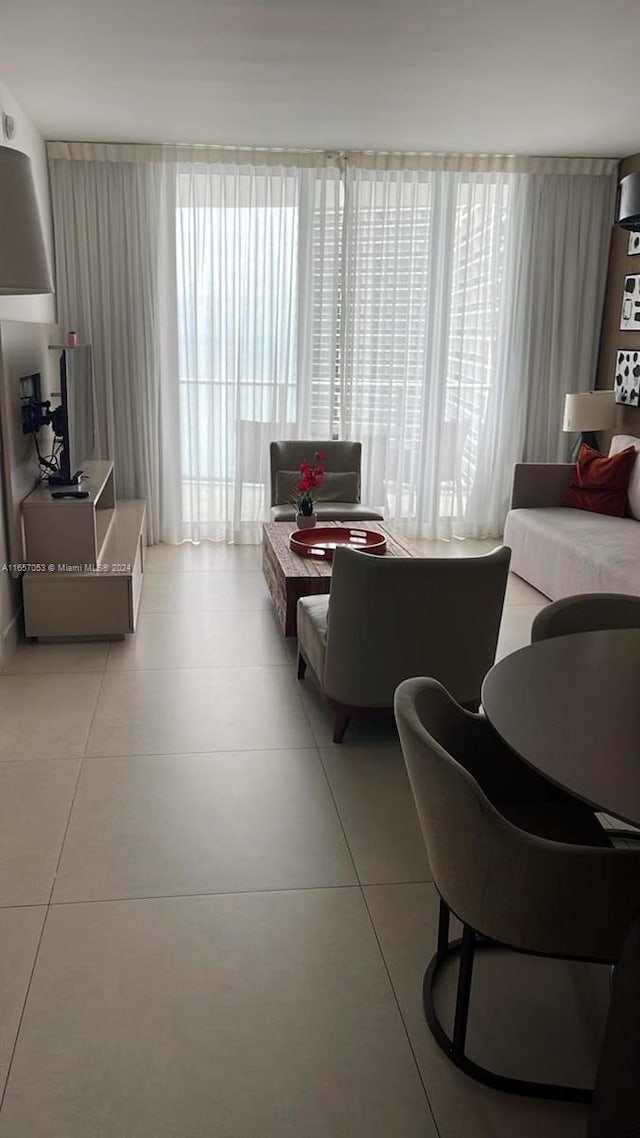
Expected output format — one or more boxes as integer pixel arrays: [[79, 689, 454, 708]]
[[23, 345, 96, 486]]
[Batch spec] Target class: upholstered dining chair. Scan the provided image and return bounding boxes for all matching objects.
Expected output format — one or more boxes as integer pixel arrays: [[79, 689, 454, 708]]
[[531, 592, 640, 845], [531, 592, 640, 643], [269, 440, 383, 522], [297, 544, 510, 742], [394, 676, 640, 1102]]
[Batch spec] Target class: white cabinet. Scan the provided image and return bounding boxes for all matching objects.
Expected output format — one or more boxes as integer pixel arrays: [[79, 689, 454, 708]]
[[21, 461, 146, 640]]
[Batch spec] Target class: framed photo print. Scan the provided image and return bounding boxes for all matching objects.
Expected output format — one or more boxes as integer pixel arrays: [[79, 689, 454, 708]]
[[614, 348, 640, 405], [620, 275, 640, 330]]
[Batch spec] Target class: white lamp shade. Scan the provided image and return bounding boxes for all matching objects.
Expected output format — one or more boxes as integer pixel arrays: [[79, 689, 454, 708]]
[[0, 145, 52, 295], [562, 391, 616, 433]]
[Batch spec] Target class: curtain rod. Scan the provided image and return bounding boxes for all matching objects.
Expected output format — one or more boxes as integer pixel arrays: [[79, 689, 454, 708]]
[[46, 140, 619, 177]]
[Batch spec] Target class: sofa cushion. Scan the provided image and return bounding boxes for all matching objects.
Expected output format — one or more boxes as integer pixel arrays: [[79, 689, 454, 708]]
[[297, 594, 329, 683], [562, 444, 637, 518], [609, 434, 640, 520], [275, 470, 359, 506], [504, 506, 640, 599]]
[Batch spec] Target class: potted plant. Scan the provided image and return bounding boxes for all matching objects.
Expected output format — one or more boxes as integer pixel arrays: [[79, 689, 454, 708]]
[[295, 453, 325, 528]]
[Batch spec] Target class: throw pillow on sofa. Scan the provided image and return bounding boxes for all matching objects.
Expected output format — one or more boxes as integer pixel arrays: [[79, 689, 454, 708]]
[[609, 434, 640, 520], [562, 443, 637, 517]]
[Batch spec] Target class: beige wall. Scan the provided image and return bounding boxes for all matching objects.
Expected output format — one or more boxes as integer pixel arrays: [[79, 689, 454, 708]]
[[0, 80, 56, 663], [595, 153, 640, 440]]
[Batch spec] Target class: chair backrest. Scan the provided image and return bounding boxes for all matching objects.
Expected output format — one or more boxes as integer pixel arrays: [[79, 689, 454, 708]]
[[587, 909, 640, 1138], [324, 544, 510, 708], [531, 593, 640, 643], [269, 440, 362, 506], [396, 677, 640, 961], [394, 677, 526, 938]]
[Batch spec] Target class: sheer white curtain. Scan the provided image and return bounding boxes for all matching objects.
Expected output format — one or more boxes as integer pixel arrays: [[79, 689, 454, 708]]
[[340, 165, 514, 538], [48, 143, 615, 545], [466, 171, 616, 535], [164, 162, 341, 542], [49, 150, 171, 542], [339, 160, 615, 539], [48, 144, 341, 544]]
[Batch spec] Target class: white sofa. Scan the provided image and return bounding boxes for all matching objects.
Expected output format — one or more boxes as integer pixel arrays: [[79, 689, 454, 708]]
[[503, 435, 640, 600]]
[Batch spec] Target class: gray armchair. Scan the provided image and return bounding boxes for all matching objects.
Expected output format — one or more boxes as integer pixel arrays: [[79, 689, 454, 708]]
[[269, 440, 383, 522], [394, 676, 640, 1102], [297, 544, 510, 742]]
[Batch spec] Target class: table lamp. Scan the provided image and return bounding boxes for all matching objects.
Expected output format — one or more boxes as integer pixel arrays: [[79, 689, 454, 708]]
[[0, 145, 52, 294], [562, 391, 616, 457]]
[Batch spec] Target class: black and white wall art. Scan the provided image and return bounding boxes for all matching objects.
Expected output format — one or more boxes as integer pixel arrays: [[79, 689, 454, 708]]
[[620, 276, 640, 330], [614, 349, 640, 405], [629, 232, 640, 255]]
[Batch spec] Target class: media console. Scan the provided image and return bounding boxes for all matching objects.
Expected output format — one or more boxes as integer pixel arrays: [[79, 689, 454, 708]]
[[21, 460, 146, 640]]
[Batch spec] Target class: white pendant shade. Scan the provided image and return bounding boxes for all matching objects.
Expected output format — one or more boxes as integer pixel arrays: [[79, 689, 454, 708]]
[[562, 390, 616, 432], [0, 145, 52, 295]]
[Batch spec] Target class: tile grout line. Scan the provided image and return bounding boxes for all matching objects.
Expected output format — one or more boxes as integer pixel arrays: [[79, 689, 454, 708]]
[[0, 651, 110, 1120], [0, 900, 50, 1118], [41, 883, 371, 908], [359, 885, 443, 1138], [0, 876, 435, 911], [314, 737, 442, 1135], [48, 662, 110, 894], [278, 587, 442, 1130]]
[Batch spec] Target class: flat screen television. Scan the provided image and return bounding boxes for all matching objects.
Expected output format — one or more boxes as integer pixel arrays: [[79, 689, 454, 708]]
[[52, 346, 96, 485]]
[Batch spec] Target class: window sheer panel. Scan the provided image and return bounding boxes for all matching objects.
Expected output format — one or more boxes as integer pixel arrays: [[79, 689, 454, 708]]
[[49, 144, 615, 546], [172, 165, 341, 542], [464, 171, 615, 536], [340, 170, 433, 525], [300, 172, 342, 437], [49, 158, 169, 542], [521, 174, 616, 463], [446, 177, 510, 532], [341, 168, 513, 538]]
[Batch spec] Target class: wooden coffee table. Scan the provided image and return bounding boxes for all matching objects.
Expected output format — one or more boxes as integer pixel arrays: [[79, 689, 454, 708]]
[[262, 521, 421, 636]]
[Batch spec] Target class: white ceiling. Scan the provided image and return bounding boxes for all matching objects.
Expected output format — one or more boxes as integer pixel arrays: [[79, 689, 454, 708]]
[[0, 0, 638, 157]]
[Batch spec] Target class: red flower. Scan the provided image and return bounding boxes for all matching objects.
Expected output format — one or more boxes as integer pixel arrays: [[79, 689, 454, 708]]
[[295, 454, 325, 511], [314, 451, 325, 462]]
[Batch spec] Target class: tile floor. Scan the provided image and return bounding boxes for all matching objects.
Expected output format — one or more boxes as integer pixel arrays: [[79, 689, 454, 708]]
[[0, 538, 605, 1136]]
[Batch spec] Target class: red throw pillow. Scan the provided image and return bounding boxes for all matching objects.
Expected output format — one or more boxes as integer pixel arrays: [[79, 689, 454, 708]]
[[562, 443, 637, 517]]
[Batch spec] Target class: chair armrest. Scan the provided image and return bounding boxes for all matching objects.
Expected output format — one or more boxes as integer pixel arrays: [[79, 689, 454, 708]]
[[509, 463, 573, 509]]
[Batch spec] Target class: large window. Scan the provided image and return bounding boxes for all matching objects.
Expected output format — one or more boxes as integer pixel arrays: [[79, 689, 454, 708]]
[[174, 165, 511, 535]]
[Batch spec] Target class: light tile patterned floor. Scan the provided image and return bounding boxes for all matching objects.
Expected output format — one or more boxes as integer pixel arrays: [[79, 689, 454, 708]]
[[0, 539, 599, 1137]]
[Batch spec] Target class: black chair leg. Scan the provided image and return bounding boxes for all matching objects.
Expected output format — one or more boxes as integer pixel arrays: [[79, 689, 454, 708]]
[[297, 653, 307, 680], [422, 926, 592, 1103], [437, 898, 450, 963], [452, 924, 475, 1060]]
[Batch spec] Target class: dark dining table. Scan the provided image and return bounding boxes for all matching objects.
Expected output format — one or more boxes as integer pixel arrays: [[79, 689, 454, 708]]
[[481, 627, 640, 829]]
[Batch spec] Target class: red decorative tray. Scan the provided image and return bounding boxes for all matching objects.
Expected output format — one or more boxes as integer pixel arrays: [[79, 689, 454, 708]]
[[290, 526, 387, 560]]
